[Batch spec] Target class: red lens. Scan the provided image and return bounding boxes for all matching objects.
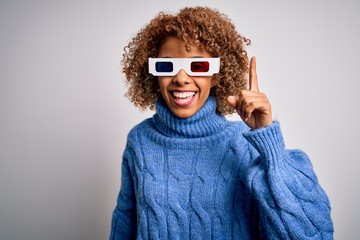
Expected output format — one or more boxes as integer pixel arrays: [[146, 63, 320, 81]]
[[190, 61, 209, 72]]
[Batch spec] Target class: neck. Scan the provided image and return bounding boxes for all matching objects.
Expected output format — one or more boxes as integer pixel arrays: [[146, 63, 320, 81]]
[[153, 96, 227, 138]]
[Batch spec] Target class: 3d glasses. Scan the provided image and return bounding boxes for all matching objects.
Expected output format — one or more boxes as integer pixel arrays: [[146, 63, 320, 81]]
[[148, 58, 220, 76]]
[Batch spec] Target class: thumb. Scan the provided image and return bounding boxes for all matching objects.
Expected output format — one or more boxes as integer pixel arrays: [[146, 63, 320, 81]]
[[227, 96, 238, 108]]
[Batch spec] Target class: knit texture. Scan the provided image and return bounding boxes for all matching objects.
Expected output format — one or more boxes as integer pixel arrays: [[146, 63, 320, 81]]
[[110, 97, 333, 239]]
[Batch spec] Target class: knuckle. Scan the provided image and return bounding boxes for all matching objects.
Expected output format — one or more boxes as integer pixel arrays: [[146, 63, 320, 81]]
[[239, 90, 247, 97], [248, 102, 256, 109]]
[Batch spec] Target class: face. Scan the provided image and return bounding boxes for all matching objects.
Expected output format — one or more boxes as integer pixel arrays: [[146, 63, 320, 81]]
[[157, 37, 215, 118]]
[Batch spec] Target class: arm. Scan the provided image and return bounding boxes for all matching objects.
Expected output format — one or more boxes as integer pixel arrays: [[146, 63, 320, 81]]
[[228, 57, 333, 238], [244, 122, 333, 239], [110, 147, 137, 240]]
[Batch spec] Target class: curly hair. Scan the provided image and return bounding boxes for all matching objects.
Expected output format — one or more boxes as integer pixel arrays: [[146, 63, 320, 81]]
[[122, 6, 250, 115]]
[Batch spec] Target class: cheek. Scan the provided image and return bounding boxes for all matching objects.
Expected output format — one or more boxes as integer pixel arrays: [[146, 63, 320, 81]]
[[157, 78, 170, 95], [196, 77, 214, 92], [157, 77, 166, 89], [211, 77, 216, 87]]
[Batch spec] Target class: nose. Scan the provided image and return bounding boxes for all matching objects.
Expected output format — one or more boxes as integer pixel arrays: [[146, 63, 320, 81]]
[[173, 69, 191, 85]]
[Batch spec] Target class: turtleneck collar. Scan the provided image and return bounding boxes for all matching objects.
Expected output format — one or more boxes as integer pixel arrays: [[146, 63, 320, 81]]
[[152, 96, 228, 138]]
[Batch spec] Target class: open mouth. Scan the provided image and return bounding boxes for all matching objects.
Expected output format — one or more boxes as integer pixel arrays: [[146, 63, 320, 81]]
[[172, 91, 196, 106]]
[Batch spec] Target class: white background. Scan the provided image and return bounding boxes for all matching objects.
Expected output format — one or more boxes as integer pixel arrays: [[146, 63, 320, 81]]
[[0, 0, 359, 239]]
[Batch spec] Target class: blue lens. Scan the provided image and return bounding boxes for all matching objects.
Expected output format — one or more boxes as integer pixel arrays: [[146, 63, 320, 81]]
[[155, 62, 173, 72]]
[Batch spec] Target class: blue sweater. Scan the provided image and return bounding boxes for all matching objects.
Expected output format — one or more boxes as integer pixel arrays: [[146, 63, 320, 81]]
[[110, 97, 333, 239]]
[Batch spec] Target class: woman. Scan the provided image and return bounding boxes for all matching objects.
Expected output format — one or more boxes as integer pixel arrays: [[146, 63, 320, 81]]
[[110, 6, 333, 239]]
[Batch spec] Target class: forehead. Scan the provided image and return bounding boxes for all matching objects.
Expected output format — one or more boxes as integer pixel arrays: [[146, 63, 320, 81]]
[[158, 37, 211, 58]]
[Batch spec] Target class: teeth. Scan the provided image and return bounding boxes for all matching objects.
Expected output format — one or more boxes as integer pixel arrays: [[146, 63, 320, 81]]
[[173, 91, 195, 98]]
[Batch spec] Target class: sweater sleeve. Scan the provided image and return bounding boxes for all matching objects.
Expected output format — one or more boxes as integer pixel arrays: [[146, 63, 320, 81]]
[[110, 146, 137, 240], [243, 122, 334, 239]]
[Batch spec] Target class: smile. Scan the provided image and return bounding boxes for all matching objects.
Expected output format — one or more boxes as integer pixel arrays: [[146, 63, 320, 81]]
[[172, 91, 196, 106]]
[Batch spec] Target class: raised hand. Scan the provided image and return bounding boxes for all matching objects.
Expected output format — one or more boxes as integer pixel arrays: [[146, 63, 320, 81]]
[[227, 56, 273, 129]]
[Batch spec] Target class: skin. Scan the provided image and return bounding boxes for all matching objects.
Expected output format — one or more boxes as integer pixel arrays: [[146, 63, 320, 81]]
[[227, 57, 273, 129], [157, 37, 273, 129], [157, 37, 215, 119]]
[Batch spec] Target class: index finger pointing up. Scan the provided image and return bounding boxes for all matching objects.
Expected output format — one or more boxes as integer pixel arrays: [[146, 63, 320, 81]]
[[249, 56, 259, 92]]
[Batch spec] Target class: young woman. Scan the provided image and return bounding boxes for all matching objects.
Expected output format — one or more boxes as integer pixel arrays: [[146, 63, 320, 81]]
[[110, 6, 333, 239]]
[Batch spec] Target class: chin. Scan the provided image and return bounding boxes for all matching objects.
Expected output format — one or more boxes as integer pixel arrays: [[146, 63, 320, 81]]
[[171, 109, 197, 119]]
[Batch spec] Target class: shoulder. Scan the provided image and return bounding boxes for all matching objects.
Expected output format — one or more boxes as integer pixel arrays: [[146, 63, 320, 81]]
[[223, 120, 253, 151], [126, 118, 154, 142], [122, 118, 156, 163], [227, 120, 251, 140], [229, 119, 251, 132]]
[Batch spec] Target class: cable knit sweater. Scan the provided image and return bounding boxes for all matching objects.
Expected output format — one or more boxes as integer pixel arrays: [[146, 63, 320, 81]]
[[110, 96, 333, 239]]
